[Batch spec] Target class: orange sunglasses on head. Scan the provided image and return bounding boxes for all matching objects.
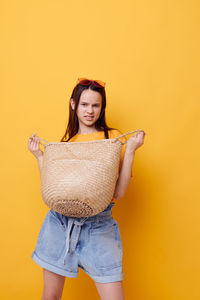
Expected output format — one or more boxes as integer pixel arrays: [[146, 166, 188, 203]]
[[76, 78, 106, 88]]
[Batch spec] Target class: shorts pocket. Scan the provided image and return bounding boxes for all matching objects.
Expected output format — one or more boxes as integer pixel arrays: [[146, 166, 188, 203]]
[[35, 211, 66, 260], [89, 218, 123, 270]]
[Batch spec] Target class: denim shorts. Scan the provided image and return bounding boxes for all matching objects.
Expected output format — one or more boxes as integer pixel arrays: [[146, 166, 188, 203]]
[[31, 202, 123, 283]]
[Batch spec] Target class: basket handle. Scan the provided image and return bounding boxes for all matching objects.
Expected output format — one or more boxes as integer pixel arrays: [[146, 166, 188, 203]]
[[39, 130, 145, 146], [113, 129, 145, 145], [39, 138, 49, 147]]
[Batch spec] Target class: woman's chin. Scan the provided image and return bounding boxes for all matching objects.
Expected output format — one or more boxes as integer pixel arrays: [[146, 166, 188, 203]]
[[84, 119, 95, 125]]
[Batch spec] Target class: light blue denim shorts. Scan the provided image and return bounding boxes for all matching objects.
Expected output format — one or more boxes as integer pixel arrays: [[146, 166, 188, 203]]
[[31, 203, 123, 283]]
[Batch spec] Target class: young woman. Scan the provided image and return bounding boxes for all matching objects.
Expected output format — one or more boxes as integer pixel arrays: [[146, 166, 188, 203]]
[[28, 78, 146, 300]]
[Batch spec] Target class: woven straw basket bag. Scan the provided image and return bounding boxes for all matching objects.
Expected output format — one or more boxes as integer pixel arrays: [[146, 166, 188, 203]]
[[39, 129, 143, 217]]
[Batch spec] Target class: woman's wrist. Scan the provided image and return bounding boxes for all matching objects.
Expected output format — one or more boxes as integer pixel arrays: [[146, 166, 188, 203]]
[[125, 148, 136, 156], [36, 154, 43, 159], [37, 155, 43, 173], [35, 152, 43, 160]]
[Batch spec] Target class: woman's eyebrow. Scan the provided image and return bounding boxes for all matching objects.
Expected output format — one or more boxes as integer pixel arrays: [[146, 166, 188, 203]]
[[81, 101, 100, 104]]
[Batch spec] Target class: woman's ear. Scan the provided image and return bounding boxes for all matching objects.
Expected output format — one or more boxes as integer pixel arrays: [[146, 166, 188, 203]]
[[70, 98, 75, 110]]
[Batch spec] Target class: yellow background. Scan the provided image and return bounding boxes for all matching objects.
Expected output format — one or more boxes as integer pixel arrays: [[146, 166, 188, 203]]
[[1, 0, 200, 299]]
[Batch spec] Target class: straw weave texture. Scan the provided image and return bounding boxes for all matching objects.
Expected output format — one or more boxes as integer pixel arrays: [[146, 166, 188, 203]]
[[40, 139, 122, 217]]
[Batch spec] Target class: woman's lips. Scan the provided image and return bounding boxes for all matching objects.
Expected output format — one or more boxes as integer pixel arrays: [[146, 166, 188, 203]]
[[85, 116, 94, 120]]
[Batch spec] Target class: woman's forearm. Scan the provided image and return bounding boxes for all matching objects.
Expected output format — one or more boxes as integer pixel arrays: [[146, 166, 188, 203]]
[[113, 150, 135, 199], [37, 155, 43, 177]]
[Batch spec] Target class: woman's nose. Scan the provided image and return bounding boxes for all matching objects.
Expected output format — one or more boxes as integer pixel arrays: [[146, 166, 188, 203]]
[[87, 106, 94, 113]]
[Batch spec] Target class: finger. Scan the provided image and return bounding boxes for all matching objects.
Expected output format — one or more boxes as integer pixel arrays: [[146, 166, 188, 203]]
[[35, 141, 39, 150], [32, 133, 37, 138], [138, 130, 145, 135], [34, 139, 38, 146], [139, 131, 145, 136], [29, 133, 36, 142], [29, 138, 34, 144], [32, 138, 37, 149]]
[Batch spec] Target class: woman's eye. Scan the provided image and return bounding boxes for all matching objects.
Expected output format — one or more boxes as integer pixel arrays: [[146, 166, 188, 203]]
[[81, 104, 99, 107]]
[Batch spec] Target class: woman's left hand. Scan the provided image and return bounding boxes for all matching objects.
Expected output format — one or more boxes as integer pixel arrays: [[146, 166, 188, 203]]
[[126, 130, 146, 153]]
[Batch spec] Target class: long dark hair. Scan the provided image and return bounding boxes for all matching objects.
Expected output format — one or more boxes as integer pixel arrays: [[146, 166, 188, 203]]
[[60, 81, 117, 142]]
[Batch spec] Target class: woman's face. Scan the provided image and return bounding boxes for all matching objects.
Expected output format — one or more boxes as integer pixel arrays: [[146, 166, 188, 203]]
[[71, 89, 102, 128]]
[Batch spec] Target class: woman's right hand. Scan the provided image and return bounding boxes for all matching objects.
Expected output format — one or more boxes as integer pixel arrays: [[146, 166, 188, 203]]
[[28, 133, 44, 159]]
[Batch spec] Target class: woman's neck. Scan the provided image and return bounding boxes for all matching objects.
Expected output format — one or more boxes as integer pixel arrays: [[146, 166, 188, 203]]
[[77, 130, 101, 135]]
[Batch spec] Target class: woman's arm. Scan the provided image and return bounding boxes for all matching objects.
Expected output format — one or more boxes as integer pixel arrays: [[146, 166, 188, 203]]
[[113, 130, 146, 199], [113, 149, 135, 199], [37, 155, 43, 177], [28, 132, 44, 178]]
